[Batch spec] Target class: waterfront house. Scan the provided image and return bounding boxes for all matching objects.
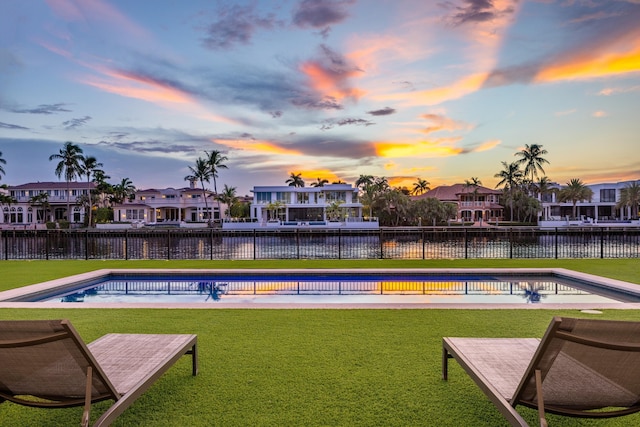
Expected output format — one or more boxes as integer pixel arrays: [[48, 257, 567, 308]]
[[111, 183, 225, 227], [224, 183, 378, 229], [540, 180, 640, 226], [415, 184, 504, 223], [1, 182, 94, 228]]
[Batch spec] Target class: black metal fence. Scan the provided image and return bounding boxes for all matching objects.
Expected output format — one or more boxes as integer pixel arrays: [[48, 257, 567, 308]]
[[1, 227, 638, 260]]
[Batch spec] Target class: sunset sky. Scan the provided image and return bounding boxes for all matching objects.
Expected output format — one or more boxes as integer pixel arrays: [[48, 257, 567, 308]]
[[1, 0, 639, 195]]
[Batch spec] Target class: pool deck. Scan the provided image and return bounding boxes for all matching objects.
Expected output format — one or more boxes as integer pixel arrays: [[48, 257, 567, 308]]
[[1, 267, 640, 310]]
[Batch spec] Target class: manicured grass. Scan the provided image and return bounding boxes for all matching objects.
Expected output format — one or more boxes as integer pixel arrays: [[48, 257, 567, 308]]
[[1, 259, 639, 426], [2, 308, 640, 426]]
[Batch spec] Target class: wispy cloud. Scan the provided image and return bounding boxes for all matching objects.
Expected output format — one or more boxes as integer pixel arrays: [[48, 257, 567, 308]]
[[62, 115, 91, 129], [592, 110, 608, 118], [8, 103, 71, 114], [367, 107, 396, 116], [420, 113, 472, 135], [555, 109, 577, 116], [320, 117, 374, 130], [0, 121, 29, 130], [448, 0, 516, 26], [598, 85, 640, 95]]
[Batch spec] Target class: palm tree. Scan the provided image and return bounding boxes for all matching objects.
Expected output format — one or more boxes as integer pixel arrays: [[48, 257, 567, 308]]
[[111, 178, 136, 205], [205, 150, 228, 222], [29, 192, 51, 222], [285, 172, 305, 187], [185, 157, 212, 223], [80, 155, 103, 227], [355, 174, 374, 189], [93, 170, 112, 208], [0, 151, 6, 180], [215, 184, 238, 219], [515, 144, 549, 187], [558, 178, 593, 219], [617, 182, 640, 219], [412, 178, 430, 196], [310, 178, 329, 187], [49, 142, 84, 222], [494, 162, 523, 222], [463, 177, 482, 221]]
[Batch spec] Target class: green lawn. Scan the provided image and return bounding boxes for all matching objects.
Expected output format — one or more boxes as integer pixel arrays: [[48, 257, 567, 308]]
[[1, 259, 640, 426]]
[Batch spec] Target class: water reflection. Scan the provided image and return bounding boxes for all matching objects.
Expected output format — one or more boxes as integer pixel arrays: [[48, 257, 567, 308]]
[[195, 281, 228, 301], [519, 281, 546, 303]]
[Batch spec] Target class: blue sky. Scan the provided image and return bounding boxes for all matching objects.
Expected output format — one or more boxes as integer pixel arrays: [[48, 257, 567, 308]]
[[1, 0, 639, 196]]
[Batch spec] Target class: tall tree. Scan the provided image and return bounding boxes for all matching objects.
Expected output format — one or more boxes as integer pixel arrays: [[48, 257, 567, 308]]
[[185, 157, 212, 223], [412, 178, 430, 196], [49, 142, 84, 222], [515, 144, 549, 185], [111, 178, 136, 205], [355, 174, 374, 189], [285, 172, 305, 187], [494, 162, 523, 222], [558, 178, 593, 219], [80, 155, 103, 227], [463, 177, 482, 220], [310, 178, 329, 187], [0, 151, 6, 180], [205, 150, 228, 221], [93, 169, 112, 208], [215, 184, 239, 219], [617, 182, 640, 219]]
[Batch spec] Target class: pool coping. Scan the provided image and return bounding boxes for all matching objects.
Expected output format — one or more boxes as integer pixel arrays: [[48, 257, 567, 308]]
[[1, 267, 640, 309]]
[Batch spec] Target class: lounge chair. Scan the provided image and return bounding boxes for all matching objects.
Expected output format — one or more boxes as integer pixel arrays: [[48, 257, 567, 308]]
[[0, 319, 197, 426], [442, 316, 640, 426]]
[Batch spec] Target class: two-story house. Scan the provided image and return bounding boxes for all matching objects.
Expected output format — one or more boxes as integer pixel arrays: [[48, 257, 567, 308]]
[[416, 184, 504, 223], [112, 183, 224, 226], [224, 183, 377, 229], [1, 182, 95, 228]]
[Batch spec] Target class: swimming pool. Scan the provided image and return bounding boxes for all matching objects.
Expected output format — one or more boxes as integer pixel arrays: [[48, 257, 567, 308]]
[[2, 268, 640, 306]]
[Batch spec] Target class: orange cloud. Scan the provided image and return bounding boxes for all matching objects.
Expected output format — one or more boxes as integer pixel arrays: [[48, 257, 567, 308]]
[[421, 113, 473, 135], [474, 139, 501, 152], [82, 76, 192, 105], [300, 61, 365, 101], [214, 138, 302, 156], [375, 138, 463, 158], [377, 73, 488, 107], [535, 37, 640, 82]]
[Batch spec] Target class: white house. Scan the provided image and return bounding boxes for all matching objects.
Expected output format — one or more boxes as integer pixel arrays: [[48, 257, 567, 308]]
[[224, 183, 378, 229], [112, 184, 225, 227], [540, 179, 640, 226]]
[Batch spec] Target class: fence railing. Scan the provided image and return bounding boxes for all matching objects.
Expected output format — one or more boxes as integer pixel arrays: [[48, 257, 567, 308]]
[[1, 227, 638, 260]]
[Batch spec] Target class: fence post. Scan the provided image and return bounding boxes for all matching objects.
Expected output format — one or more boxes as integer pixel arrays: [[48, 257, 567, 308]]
[[124, 229, 129, 260], [422, 228, 425, 260], [464, 228, 468, 259], [338, 229, 342, 260], [253, 230, 256, 260], [296, 229, 300, 259], [85, 229, 89, 260], [3, 230, 7, 260], [46, 230, 50, 260], [379, 229, 384, 259], [600, 227, 604, 259], [509, 228, 513, 259], [167, 230, 171, 260], [210, 228, 214, 260], [554, 228, 558, 259]]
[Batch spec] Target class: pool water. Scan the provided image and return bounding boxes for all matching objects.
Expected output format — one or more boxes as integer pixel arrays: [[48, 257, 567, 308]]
[[36, 273, 635, 304]]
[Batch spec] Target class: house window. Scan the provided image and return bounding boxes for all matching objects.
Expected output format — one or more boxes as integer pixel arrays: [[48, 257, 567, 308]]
[[600, 189, 616, 203], [256, 192, 271, 204], [276, 192, 291, 203], [325, 191, 346, 203]]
